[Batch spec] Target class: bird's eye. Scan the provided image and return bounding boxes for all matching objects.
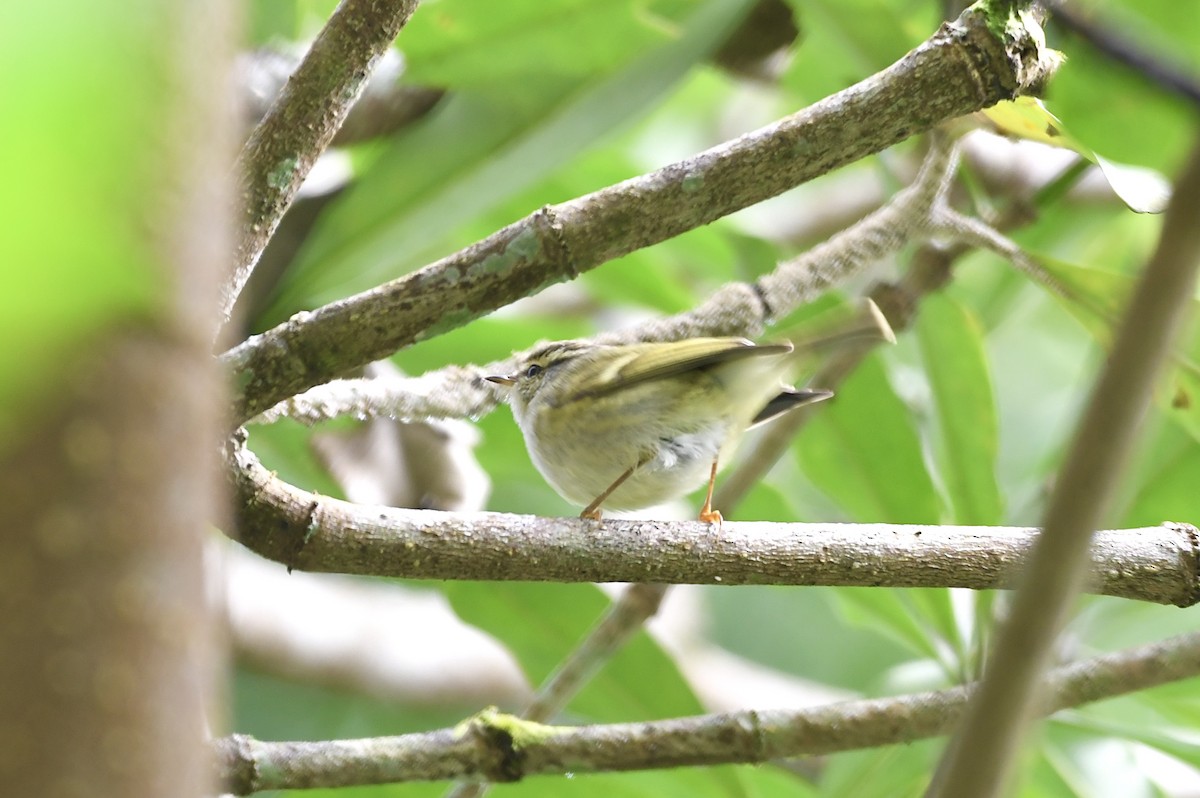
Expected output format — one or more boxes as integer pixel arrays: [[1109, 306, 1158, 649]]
[[524, 364, 544, 379]]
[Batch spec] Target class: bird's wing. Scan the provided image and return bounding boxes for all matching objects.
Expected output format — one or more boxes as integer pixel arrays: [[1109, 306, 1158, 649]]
[[571, 338, 792, 400]]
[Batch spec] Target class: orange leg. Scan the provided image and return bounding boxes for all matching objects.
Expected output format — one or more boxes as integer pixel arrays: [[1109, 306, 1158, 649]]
[[579, 463, 638, 520], [698, 459, 723, 524]]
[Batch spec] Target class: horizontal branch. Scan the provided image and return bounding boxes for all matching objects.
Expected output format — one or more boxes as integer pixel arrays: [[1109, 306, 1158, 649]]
[[213, 629, 1200, 793], [227, 435, 1200, 606], [222, 4, 1060, 423]]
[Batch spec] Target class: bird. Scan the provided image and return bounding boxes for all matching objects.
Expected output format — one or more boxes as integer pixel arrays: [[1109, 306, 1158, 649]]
[[487, 336, 833, 522]]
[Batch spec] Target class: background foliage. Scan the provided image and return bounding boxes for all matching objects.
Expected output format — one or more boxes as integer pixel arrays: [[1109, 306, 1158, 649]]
[[233, 0, 1200, 795]]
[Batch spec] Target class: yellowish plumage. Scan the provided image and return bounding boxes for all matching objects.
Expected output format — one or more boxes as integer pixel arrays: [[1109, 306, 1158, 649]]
[[488, 337, 830, 518]]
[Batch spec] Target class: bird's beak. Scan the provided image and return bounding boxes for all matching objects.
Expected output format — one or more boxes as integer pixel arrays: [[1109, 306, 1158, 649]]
[[485, 374, 516, 387]]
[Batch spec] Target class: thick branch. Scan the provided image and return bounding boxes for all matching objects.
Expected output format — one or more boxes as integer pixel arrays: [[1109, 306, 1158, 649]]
[[226, 436, 1200, 606], [214, 630, 1200, 793], [222, 4, 1060, 423], [221, 0, 421, 326]]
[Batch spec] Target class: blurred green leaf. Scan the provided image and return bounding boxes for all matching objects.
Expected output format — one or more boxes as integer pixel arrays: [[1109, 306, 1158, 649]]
[[1046, 710, 1195, 792], [232, 666, 471, 743], [781, 0, 936, 102], [1094, 155, 1172, 215], [400, 0, 689, 88], [818, 738, 940, 798], [1046, 0, 1199, 174], [580, 221, 753, 312], [1040, 717, 1176, 797], [442, 582, 703, 721], [1070, 597, 1200, 656], [261, 0, 756, 325], [248, 418, 348, 498], [1032, 255, 1128, 344], [248, 0, 339, 44], [739, 766, 818, 797], [1125, 678, 1200, 739], [1059, 710, 1200, 775], [833, 586, 972, 680], [708, 582, 913, 693], [795, 353, 941, 523], [1121, 441, 1200, 529], [916, 294, 1003, 526], [0, 3, 163, 454], [725, 478, 799, 522], [1034, 255, 1200, 442], [835, 589, 942, 664]]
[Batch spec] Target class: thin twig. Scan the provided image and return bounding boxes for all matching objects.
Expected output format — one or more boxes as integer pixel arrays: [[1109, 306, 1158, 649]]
[[710, 135, 960, 509]]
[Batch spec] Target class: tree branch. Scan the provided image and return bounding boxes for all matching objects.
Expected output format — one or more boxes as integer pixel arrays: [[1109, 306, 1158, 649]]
[[214, 629, 1200, 793], [441, 138, 1086, 798], [225, 434, 1200, 606], [246, 134, 951, 428], [220, 0, 422, 328], [237, 47, 443, 148], [929, 137, 1200, 797], [221, 4, 1061, 423]]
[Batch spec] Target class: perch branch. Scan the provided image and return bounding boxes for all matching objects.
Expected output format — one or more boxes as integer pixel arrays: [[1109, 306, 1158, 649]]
[[486, 153, 1072, 798], [226, 434, 1200, 607]]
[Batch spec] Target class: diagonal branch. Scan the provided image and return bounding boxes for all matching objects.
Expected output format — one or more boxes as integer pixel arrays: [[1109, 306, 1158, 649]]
[[220, 0, 422, 329], [928, 137, 1200, 797], [221, 4, 1061, 423], [226, 434, 1200, 606], [248, 137, 956, 428], [214, 629, 1200, 794], [237, 48, 443, 148]]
